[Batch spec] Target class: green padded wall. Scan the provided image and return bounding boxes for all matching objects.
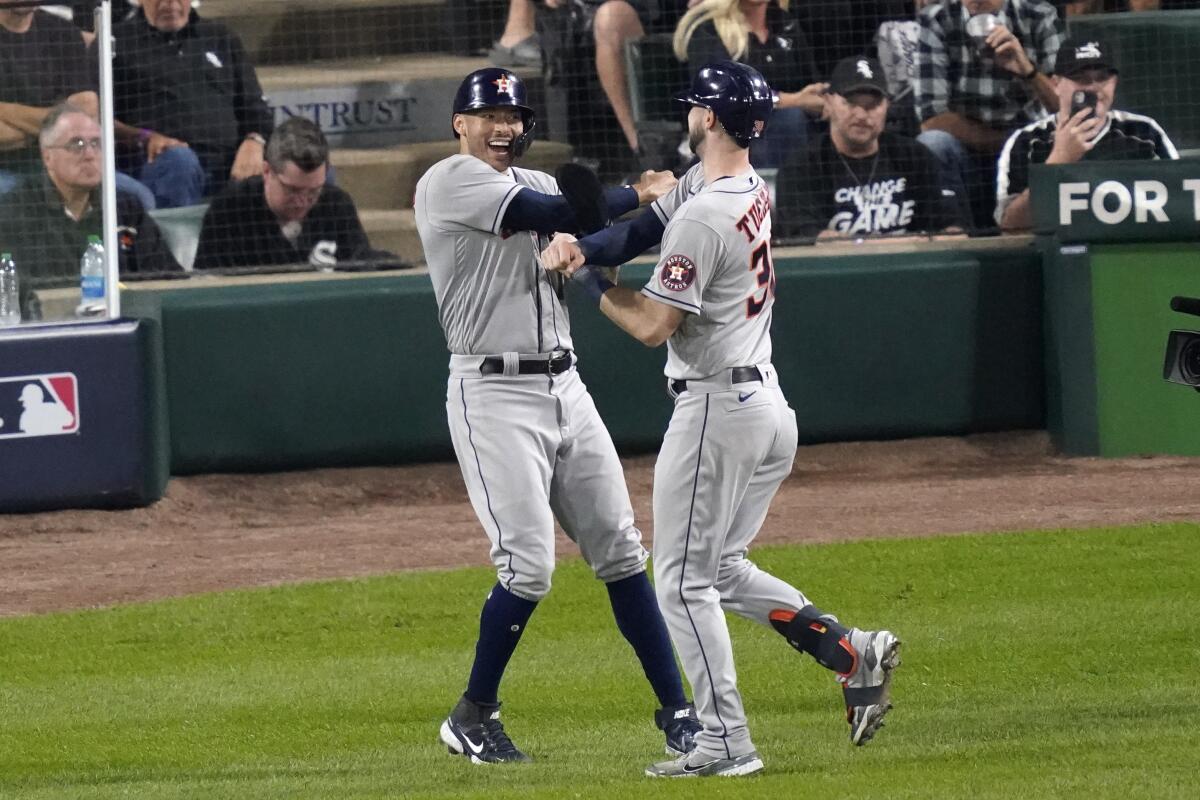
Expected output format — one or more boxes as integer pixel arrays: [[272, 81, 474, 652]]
[[130, 244, 1044, 474]]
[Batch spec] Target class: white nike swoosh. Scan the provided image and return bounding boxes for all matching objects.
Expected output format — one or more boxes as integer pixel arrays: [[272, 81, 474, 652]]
[[463, 733, 485, 755]]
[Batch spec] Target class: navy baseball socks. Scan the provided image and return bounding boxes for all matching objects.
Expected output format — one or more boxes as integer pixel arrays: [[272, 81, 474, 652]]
[[606, 572, 701, 755], [441, 583, 537, 764], [769, 605, 902, 745]]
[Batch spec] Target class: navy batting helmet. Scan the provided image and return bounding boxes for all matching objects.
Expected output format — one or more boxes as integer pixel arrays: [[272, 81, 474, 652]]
[[675, 61, 774, 148], [452, 68, 536, 156]]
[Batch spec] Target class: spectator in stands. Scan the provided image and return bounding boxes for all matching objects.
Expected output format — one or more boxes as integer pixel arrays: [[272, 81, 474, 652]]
[[996, 35, 1178, 231], [0, 2, 162, 207], [915, 0, 1063, 231], [795, 0, 913, 78], [593, 0, 689, 175], [111, 0, 273, 208], [193, 118, 393, 272], [776, 56, 962, 241], [674, 0, 827, 168], [0, 104, 181, 319]]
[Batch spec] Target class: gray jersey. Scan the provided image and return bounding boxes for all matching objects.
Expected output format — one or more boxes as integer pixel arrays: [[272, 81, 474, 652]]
[[415, 154, 571, 355], [651, 162, 705, 225], [641, 170, 774, 380]]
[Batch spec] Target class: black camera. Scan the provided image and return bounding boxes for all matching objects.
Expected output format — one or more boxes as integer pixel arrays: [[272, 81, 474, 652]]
[[1070, 90, 1098, 119], [1162, 296, 1200, 389]]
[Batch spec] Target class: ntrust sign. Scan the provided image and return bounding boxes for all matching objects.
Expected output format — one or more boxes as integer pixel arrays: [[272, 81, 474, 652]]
[[1059, 179, 1200, 225]]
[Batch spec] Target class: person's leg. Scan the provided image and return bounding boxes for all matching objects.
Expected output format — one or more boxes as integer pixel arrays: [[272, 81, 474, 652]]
[[137, 146, 206, 208], [114, 172, 156, 210], [593, 0, 645, 153], [489, 0, 541, 67], [548, 370, 698, 754], [440, 375, 562, 763], [648, 390, 768, 764], [917, 129, 973, 229]]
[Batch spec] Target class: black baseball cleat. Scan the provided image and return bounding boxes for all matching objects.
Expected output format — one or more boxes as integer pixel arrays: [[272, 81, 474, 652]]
[[655, 703, 702, 756], [439, 696, 531, 764]]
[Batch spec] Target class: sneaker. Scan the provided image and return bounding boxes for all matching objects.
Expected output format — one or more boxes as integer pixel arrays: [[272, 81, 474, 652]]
[[439, 696, 531, 764], [654, 703, 701, 756], [838, 628, 902, 746], [645, 749, 764, 778], [487, 35, 542, 69]]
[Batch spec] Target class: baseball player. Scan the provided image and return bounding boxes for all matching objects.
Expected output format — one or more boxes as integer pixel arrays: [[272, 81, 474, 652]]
[[413, 67, 701, 765], [540, 62, 902, 777]]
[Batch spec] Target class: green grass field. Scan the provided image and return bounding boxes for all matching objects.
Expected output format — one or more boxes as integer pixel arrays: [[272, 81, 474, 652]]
[[1, 524, 1197, 799]]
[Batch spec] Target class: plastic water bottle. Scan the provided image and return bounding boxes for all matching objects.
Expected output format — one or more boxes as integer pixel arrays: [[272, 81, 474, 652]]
[[0, 252, 19, 326], [79, 235, 105, 315]]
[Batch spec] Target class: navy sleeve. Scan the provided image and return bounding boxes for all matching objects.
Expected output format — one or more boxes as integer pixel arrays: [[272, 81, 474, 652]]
[[501, 186, 638, 234], [577, 206, 666, 267]]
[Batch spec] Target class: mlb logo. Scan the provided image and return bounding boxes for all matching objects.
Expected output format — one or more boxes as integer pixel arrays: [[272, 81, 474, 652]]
[[0, 373, 80, 440]]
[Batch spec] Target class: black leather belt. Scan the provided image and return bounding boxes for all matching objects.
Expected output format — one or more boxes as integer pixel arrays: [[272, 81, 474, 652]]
[[480, 352, 573, 376], [670, 365, 762, 395]]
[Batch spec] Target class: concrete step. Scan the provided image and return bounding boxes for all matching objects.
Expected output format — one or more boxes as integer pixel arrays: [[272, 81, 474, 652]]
[[358, 208, 421, 264], [258, 56, 552, 148], [332, 140, 575, 209], [199, 0, 502, 65]]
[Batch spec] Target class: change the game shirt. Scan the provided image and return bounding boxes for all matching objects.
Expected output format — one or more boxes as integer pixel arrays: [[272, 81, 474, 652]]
[[775, 132, 956, 240]]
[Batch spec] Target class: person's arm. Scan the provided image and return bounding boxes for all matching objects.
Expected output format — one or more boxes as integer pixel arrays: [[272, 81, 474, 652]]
[[502, 171, 673, 234], [985, 23, 1058, 112], [999, 110, 1101, 231], [593, 281, 686, 347], [192, 199, 240, 270], [227, 28, 271, 181], [578, 206, 667, 265]]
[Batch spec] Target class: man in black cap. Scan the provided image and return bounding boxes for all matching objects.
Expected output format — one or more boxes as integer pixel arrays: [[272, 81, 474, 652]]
[[996, 34, 1178, 231], [776, 56, 962, 242]]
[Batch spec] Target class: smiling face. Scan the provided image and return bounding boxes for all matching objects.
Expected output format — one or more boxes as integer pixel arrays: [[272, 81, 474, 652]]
[[454, 107, 524, 172], [827, 90, 888, 155], [141, 0, 190, 33]]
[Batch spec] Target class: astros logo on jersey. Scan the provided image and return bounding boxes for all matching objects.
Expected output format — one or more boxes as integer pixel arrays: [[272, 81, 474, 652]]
[[660, 254, 696, 292], [493, 75, 515, 95]]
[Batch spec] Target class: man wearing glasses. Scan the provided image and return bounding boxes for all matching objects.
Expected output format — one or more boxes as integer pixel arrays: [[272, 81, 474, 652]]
[[193, 118, 393, 271], [0, 103, 180, 321]]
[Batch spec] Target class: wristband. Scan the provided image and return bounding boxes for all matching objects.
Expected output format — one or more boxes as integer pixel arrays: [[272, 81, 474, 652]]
[[1021, 64, 1038, 81], [573, 265, 615, 304], [245, 132, 266, 146]]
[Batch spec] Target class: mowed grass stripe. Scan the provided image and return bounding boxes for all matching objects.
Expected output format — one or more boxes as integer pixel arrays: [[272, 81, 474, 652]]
[[0, 524, 1196, 799]]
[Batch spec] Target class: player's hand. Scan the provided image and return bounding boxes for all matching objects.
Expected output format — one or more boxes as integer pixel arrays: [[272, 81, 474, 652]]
[[145, 132, 187, 163], [632, 169, 677, 204], [1048, 107, 1102, 164], [985, 24, 1034, 78], [541, 232, 586, 276], [230, 136, 265, 181]]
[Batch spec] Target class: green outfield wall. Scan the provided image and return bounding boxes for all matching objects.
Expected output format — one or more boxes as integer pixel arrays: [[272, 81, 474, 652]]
[[124, 241, 1044, 474]]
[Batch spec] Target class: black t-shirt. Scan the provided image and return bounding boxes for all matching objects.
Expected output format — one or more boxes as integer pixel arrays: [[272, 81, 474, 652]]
[[112, 10, 273, 172], [193, 176, 373, 270], [685, 4, 819, 92], [776, 132, 957, 239], [0, 11, 96, 172]]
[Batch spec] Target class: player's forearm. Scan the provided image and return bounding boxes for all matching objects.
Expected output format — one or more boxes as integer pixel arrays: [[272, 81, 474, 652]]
[[921, 112, 1008, 153], [598, 285, 675, 347], [0, 119, 27, 148], [578, 207, 666, 266], [502, 186, 636, 234]]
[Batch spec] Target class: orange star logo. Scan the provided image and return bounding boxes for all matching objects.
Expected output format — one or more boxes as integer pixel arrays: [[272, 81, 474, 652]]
[[494, 75, 515, 95]]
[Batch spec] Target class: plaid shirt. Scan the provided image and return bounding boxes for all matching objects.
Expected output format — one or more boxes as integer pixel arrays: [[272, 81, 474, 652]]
[[915, 0, 1063, 128]]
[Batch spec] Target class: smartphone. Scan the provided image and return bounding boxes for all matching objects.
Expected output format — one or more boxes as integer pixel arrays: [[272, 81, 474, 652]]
[[1070, 90, 1098, 119]]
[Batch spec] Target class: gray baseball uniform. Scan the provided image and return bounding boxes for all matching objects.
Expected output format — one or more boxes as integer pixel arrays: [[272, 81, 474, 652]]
[[415, 154, 648, 601], [643, 169, 809, 759]]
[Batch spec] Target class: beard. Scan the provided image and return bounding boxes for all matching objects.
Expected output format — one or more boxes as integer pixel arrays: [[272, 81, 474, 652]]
[[687, 121, 705, 155]]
